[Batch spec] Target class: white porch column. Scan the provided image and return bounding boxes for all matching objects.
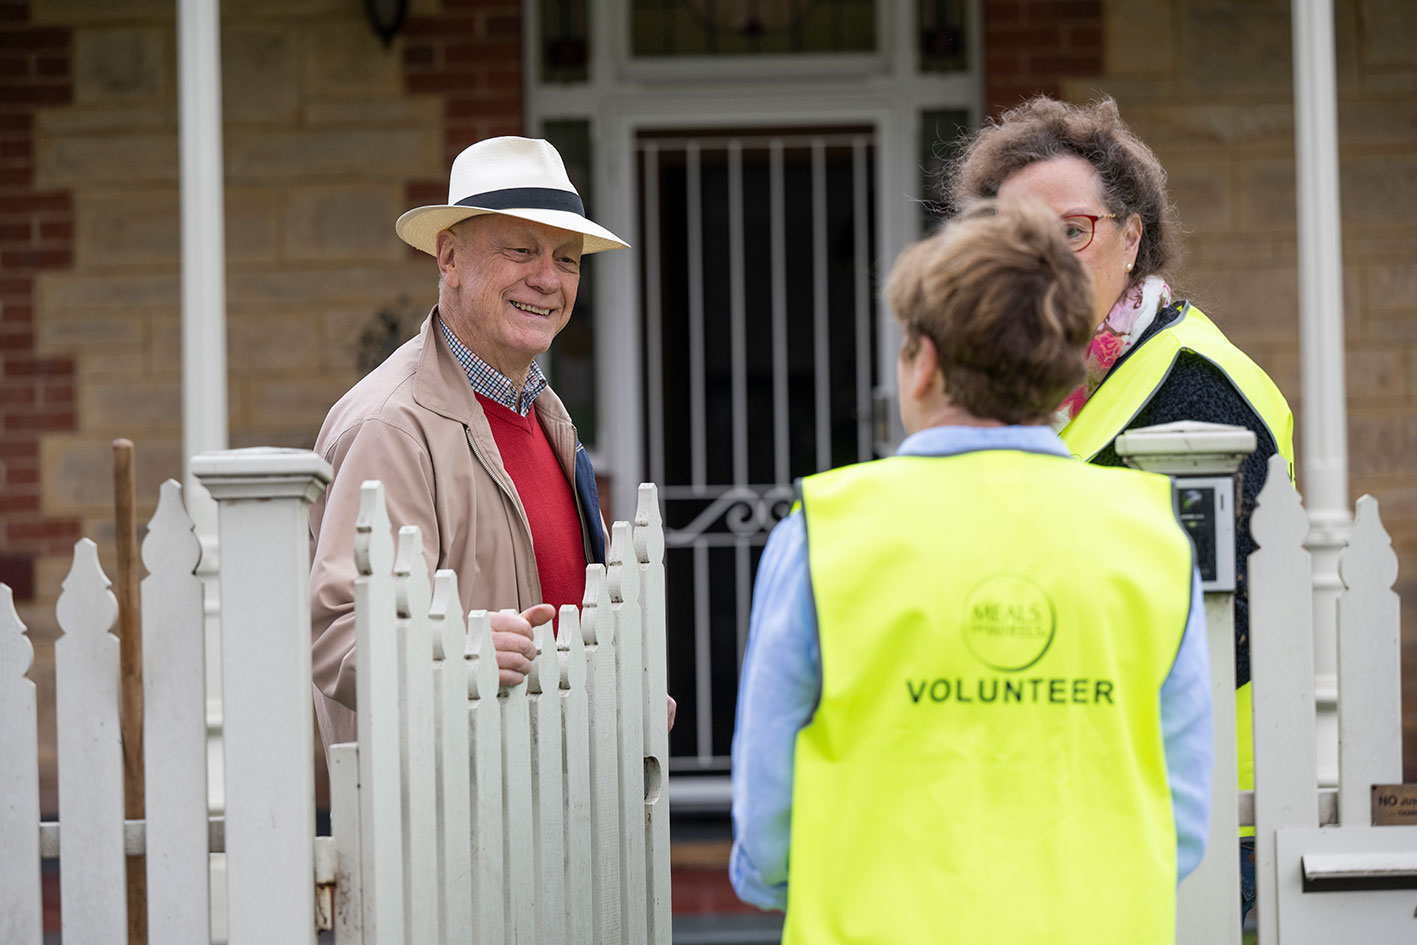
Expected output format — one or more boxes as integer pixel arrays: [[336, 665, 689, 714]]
[[177, 0, 228, 550], [1292, 0, 1348, 787], [177, 0, 230, 840], [191, 449, 332, 945]]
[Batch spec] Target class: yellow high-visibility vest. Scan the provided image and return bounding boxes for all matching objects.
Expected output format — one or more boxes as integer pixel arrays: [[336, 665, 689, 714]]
[[1060, 302, 1295, 830], [787, 450, 1193, 945], [1059, 302, 1294, 476]]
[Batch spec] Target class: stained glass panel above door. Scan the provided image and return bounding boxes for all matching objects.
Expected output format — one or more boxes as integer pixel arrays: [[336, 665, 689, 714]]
[[631, 0, 877, 57], [542, 0, 590, 82]]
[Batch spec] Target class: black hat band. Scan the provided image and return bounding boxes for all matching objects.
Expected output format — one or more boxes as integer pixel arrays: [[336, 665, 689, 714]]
[[455, 187, 585, 217]]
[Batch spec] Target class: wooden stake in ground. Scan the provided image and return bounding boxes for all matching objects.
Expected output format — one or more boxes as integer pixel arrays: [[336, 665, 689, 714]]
[[113, 438, 146, 945]]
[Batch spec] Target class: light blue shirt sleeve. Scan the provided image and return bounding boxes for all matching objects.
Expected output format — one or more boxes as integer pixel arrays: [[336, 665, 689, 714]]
[[1162, 569, 1214, 881], [729, 510, 816, 913]]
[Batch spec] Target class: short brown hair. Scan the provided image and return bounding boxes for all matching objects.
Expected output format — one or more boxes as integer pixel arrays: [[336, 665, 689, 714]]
[[944, 96, 1182, 286], [885, 200, 1094, 425]]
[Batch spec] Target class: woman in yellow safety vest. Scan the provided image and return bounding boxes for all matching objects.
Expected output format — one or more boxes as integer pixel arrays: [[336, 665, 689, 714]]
[[730, 200, 1213, 944], [943, 95, 1293, 919]]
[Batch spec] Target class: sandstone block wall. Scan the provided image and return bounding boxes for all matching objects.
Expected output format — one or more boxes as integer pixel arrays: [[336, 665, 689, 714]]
[[8, 0, 518, 809]]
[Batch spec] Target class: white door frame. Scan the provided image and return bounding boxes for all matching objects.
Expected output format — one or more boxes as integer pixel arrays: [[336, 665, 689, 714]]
[[524, 0, 983, 518]]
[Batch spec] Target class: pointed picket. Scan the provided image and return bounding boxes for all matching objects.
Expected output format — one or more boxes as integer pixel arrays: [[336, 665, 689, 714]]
[[608, 522, 648, 945], [0, 583, 41, 945], [1336, 495, 1402, 827], [582, 564, 623, 944], [55, 539, 126, 944], [528, 618, 567, 945], [499, 607, 536, 944], [466, 609, 506, 945], [329, 743, 364, 945], [353, 481, 406, 942], [394, 526, 439, 945], [430, 570, 472, 945], [1247, 453, 1317, 945], [558, 602, 593, 944], [635, 484, 672, 945], [140, 480, 210, 943]]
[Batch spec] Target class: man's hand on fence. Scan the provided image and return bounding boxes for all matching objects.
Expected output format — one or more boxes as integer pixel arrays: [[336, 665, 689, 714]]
[[491, 604, 555, 688]]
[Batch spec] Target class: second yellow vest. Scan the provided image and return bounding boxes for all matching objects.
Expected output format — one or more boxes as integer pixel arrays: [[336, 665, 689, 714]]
[[1059, 302, 1294, 827]]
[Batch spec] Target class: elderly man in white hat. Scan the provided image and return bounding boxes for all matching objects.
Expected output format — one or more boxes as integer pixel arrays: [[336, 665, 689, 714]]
[[308, 136, 642, 751]]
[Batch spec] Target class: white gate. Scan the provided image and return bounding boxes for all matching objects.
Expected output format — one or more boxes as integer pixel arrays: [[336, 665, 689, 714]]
[[0, 448, 672, 945], [1118, 423, 1416, 945]]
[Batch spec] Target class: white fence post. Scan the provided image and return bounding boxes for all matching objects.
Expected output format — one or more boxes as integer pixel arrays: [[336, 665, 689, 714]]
[[140, 480, 211, 943], [1250, 453, 1319, 945], [635, 484, 673, 945], [529, 619, 567, 945], [582, 564, 623, 944], [499, 607, 537, 944], [329, 742, 364, 945], [394, 526, 439, 945], [55, 539, 125, 944], [1114, 421, 1256, 945], [430, 570, 473, 945], [467, 609, 506, 944], [558, 602, 594, 943], [191, 447, 331, 945], [608, 522, 648, 945], [0, 583, 42, 945], [1335, 495, 1402, 826], [348, 481, 406, 941]]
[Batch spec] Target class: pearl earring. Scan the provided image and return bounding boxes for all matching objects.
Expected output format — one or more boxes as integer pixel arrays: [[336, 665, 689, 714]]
[[1126, 262, 1134, 272]]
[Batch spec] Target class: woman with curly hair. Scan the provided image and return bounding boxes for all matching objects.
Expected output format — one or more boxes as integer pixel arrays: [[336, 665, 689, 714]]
[[946, 95, 1294, 918]]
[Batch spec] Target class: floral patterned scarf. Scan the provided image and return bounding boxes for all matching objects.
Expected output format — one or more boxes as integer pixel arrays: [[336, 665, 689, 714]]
[[1053, 275, 1172, 430]]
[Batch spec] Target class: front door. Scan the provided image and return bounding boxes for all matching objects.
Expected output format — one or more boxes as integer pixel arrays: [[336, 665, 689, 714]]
[[636, 127, 881, 774]]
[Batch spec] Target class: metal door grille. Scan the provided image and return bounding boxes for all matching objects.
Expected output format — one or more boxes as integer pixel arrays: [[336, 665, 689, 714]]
[[638, 129, 879, 778]]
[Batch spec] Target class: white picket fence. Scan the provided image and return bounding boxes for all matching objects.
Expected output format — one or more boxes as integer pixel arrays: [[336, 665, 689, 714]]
[[1120, 426, 1417, 945], [6, 432, 1415, 944], [0, 447, 672, 945]]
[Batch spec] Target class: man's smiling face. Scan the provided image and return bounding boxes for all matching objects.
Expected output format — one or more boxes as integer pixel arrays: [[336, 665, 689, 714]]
[[436, 213, 583, 383]]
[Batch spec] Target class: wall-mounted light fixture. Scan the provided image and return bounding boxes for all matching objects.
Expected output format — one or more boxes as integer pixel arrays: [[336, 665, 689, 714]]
[[363, 0, 409, 47]]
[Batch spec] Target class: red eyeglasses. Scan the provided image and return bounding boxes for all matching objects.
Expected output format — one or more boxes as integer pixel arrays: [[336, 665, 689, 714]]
[[1061, 213, 1118, 252]]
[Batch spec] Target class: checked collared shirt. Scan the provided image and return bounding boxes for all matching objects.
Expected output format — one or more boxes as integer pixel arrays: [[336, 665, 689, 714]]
[[439, 317, 548, 416]]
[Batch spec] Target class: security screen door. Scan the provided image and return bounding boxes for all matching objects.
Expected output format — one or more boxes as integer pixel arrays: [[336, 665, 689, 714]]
[[637, 128, 880, 777]]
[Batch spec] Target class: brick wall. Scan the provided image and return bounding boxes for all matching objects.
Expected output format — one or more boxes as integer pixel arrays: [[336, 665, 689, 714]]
[[403, 0, 523, 164], [984, 0, 1104, 116], [0, 5, 77, 610], [401, 0, 524, 249]]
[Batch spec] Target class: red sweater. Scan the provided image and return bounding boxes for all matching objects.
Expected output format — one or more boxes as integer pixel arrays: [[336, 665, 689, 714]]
[[477, 395, 587, 628]]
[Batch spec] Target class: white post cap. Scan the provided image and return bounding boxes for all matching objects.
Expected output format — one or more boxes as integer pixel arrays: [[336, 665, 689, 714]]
[[1113, 421, 1258, 476], [191, 447, 333, 502]]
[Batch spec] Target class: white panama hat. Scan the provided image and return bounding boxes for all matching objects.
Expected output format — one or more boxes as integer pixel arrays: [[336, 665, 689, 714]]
[[395, 136, 629, 256]]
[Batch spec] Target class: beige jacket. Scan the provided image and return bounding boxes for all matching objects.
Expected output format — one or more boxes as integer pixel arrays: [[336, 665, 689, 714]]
[[309, 311, 596, 750]]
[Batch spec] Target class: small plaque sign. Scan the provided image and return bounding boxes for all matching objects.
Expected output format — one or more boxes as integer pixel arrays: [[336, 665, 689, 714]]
[[1371, 784, 1417, 826]]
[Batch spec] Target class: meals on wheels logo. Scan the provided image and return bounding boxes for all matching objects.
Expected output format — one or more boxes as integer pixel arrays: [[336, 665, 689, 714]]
[[961, 574, 1056, 672]]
